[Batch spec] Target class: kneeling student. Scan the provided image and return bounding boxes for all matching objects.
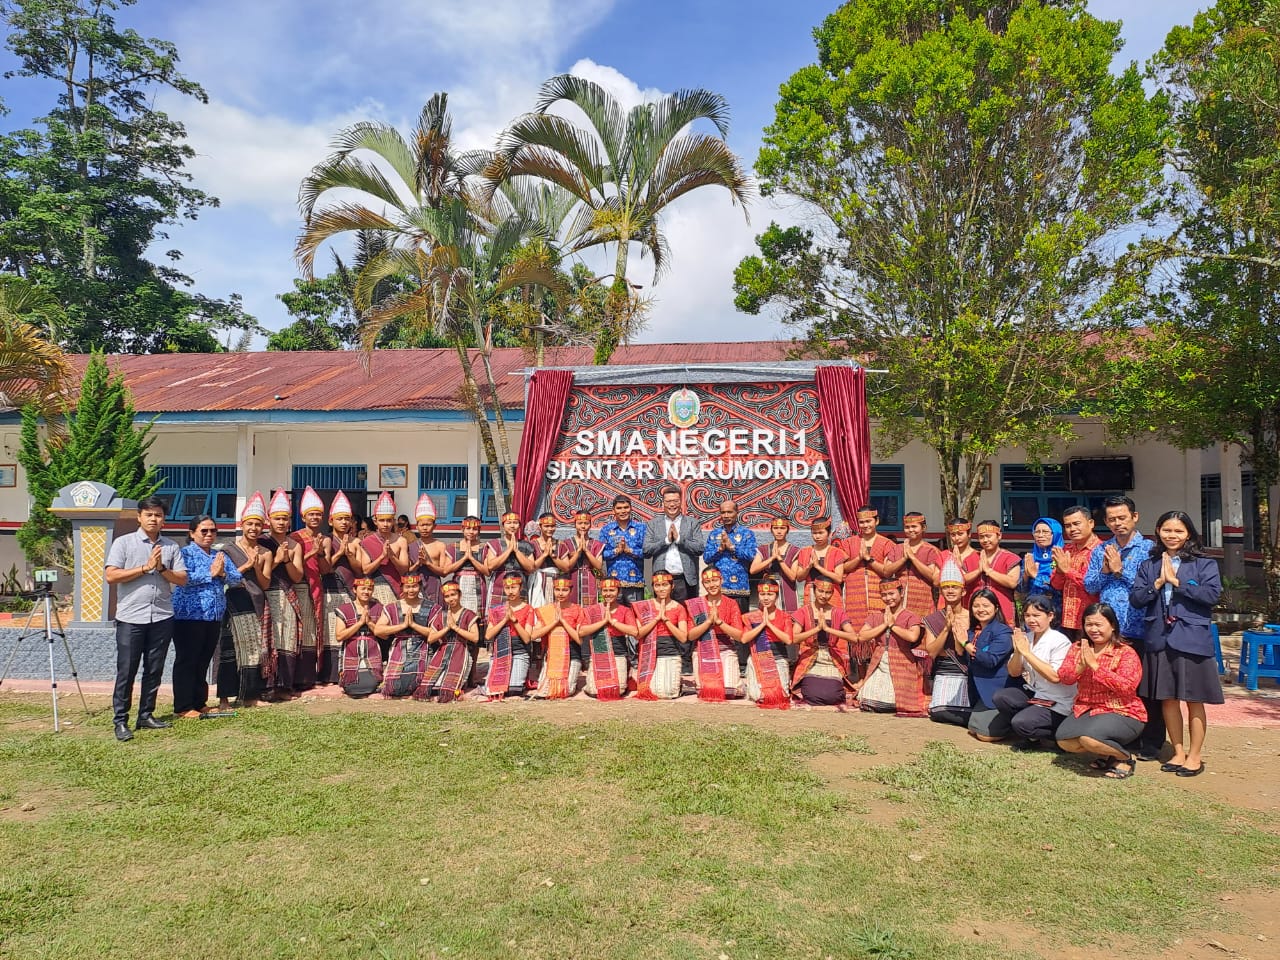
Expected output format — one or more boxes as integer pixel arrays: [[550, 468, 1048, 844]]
[[578, 577, 635, 700], [854, 577, 927, 716], [633, 571, 689, 700], [741, 576, 792, 709]]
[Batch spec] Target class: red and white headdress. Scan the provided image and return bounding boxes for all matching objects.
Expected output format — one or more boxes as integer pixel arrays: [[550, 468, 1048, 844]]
[[300, 485, 324, 516], [414, 493, 436, 521], [240, 491, 268, 523], [373, 491, 396, 518], [329, 490, 353, 520], [268, 488, 291, 518]]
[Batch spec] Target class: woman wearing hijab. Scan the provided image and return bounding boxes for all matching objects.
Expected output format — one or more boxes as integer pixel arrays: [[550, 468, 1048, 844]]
[[1021, 517, 1063, 608]]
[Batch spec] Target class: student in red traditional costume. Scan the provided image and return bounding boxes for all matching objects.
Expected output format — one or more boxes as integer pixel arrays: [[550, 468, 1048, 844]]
[[359, 491, 408, 607], [838, 506, 901, 630], [633, 571, 689, 700], [443, 516, 488, 621], [485, 571, 537, 699], [885, 511, 941, 617], [790, 579, 856, 706], [406, 493, 446, 613], [378, 574, 435, 698], [578, 577, 635, 699], [525, 512, 560, 609], [418, 582, 479, 703], [971, 520, 1023, 623], [795, 517, 846, 608], [685, 567, 746, 701], [530, 574, 583, 698], [318, 490, 358, 684], [334, 576, 385, 698], [750, 516, 802, 611], [1050, 506, 1101, 640], [261, 488, 310, 698], [290, 485, 329, 686], [741, 576, 792, 708], [556, 509, 605, 606], [215, 491, 272, 710], [935, 518, 979, 605], [855, 576, 928, 717], [923, 559, 972, 724], [485, 511, 535, 611]]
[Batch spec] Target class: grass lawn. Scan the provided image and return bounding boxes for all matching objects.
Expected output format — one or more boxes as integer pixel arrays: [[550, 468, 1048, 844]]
[[0, 698, 1277, 960]]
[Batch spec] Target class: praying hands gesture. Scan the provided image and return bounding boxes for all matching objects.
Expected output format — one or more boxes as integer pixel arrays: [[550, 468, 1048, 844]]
[[1011, 628, 1031, 657], [1050, 545, 1070, 570], [210, 549, 226, 578], [1103, 543, 1123, 575], [1023, 553, 1038, 580], [1156, 553, 1180, 589]]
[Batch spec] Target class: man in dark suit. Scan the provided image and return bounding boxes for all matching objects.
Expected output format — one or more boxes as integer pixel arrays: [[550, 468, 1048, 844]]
[[643, 486, 706, 678], [642, 485, 706, 603]]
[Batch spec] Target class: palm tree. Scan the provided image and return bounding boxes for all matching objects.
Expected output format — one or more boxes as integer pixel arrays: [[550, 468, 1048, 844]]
[[0, 276, 72, 424], [485, 74, 754, 362], [295, 93, 562, 507]]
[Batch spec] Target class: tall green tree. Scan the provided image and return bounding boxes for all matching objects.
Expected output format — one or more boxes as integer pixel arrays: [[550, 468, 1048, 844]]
[[733, 0, 1167, 521], [1101, 0, 1280, 617], [486, 74, 753, 363], [17, 351, 158, 568], [0, 0, 255, 351], [295, 94, 563, 508]]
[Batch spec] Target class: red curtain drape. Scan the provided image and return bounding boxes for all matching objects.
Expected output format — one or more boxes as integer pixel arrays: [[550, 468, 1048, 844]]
[[511, 369, 575, 521], [814, 365, 870, 522]]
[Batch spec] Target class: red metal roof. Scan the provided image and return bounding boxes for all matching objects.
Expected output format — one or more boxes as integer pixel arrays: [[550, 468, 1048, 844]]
[[70, 342, 804, 412]]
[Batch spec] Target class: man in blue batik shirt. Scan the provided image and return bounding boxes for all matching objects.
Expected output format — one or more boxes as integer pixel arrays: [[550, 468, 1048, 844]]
[[1082, 495, 1162, 759], [599, 495, 647, 604], [703, 498, 757, 614]]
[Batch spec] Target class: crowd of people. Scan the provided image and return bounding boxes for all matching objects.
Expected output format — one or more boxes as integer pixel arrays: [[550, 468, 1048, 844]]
[[104, 486, 1225, 780]]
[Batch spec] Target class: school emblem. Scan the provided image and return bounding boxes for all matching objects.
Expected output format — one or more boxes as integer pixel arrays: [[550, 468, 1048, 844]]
[[668, 388, 700, 428], [70, 481, 101, 507]]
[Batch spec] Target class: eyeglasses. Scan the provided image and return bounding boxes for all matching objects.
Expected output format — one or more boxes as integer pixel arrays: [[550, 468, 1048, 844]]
[[196, 527, 218, 535]]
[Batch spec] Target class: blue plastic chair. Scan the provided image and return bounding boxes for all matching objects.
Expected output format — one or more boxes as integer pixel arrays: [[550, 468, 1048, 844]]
[[1240, 627, 1280, 691]]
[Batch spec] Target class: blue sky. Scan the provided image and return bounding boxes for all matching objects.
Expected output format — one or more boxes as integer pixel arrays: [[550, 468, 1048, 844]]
[[2, 0, 1207, 346]]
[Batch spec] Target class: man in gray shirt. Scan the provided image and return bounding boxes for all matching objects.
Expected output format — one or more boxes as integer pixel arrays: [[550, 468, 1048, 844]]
[[104, 497, 188, 741]]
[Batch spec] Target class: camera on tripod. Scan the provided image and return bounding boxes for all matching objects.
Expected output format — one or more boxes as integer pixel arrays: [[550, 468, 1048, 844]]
[[34, 570, 58, 585]]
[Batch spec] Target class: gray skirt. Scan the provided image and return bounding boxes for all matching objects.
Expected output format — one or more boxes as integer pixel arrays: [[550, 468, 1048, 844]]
[[1144, 646, 1225, 705]]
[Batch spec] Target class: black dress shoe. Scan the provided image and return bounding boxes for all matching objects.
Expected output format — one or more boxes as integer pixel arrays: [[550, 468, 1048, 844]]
[[114, 722, 134, 742], [135, 715, 171, 730]]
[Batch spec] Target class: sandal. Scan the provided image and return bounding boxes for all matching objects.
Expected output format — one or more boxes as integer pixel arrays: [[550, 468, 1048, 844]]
[[1089, 757, 1116, 771], [1104, 756, 1136, 780]]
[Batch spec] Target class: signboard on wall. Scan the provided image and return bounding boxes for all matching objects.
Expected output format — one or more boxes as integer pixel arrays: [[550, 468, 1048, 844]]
[[539, 380, 836, 527]]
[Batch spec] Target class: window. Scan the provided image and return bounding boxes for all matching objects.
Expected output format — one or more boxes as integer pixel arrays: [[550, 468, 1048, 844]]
[[418, 465, 469, 523], [480, 465, 515, 523], [1201, 474, 1222, 548], [867, 464, 905, 530], [999, 464, 1121, 532], [156, 465, 237, 523], [292, 465, 367, 493]]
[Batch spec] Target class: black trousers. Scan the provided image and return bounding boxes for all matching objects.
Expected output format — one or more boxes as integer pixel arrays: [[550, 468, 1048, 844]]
[[113, 618, 174, 725], [992, 686, 1066, 741], [172, 619, 221, 713]]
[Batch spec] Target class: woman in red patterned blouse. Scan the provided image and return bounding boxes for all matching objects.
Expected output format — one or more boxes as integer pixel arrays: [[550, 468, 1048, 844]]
[[1055, 602, 1147, 780]]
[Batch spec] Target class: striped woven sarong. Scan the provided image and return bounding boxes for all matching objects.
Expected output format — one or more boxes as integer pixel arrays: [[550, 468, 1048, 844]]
[[533, 603, 579, 699], [418, 607, 476, 703], [685, 598, 725, 702], [631, 600, 660, 700], [486, 604, 514, 698], [265, 586, 303, 692], [744, 631, 791, 710], [580, 603, 621, 700], [319, 572, 352, 684]]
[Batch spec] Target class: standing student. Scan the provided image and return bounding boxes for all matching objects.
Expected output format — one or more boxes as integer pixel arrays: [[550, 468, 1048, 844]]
[[886, 511, 941, 617], [838, 506, 901, 627], [935, 519, 979, 605], [261, 488, 308, 697], [1055, 603, 1146, 780], [319, 490, 359, 684], [557, 509, 605, 606], [1129, 511, 1223, 778], [172, 516, 242, 718], [749, 517, 801, 611], [104, 497, 188, 741], [972, 520, 1022, 623], [794, 517, 846, 608], [217, 493, 273, 710]]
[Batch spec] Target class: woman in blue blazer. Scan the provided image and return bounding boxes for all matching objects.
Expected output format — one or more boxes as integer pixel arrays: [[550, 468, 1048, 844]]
[[962, 588, 1016, 741], [1129, 510, 1223, 777]]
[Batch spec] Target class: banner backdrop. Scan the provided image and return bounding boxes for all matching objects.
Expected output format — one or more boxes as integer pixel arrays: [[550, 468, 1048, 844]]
[[538, 380, 838, 528]]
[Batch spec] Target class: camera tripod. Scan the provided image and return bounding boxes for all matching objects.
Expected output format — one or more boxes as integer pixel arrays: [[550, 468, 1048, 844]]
[[0, 587, 91, 731]]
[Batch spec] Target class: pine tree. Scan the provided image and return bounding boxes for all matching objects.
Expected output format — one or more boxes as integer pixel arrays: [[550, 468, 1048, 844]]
[[17, 352, 159, 568]]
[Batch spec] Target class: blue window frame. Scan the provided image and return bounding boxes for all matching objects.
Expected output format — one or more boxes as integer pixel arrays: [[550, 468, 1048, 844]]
[[418, 465, 469, 523], [867, 464, 905, 531], [1000, 464, 1121, 532], [479, 465, 514, 524], [156, 465, 237, 523], [292, 465, 367, 493]]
